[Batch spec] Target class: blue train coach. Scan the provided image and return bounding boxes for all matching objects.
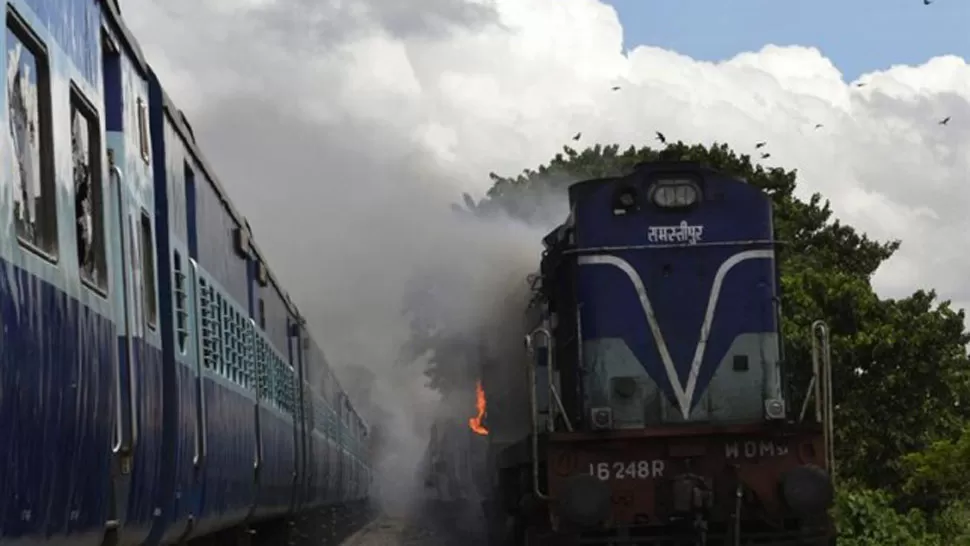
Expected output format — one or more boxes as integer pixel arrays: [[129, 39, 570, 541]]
[[0, 0, 372, 545]]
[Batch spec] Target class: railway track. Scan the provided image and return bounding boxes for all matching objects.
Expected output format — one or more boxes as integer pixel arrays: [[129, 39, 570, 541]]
[[340, 508, 487, 546]]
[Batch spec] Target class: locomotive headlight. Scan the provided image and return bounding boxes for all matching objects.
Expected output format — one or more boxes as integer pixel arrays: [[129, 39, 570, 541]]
[[651, 179, 700, 208]]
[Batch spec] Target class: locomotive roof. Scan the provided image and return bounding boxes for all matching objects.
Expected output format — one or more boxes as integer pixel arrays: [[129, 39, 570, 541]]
[[566, 160, 748, 204], [99, 0, 300, 319]]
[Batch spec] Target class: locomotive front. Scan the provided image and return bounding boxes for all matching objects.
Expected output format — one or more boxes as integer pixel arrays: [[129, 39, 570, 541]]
[[521, 162, 835, 545]]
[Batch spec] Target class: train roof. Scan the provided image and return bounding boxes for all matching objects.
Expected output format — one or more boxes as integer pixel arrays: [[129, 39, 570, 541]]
[[99, 0, 300, 319], [99, 0, 149, 76], [566, 160, 748, 203]]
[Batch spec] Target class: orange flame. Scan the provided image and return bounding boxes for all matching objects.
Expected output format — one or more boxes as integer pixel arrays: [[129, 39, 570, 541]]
[[468, 380, 488, 435]]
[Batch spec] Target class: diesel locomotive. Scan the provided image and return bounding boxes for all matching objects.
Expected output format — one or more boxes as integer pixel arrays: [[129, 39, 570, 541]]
[[487, 162, 836, 545], [0, 1, 371, 545]]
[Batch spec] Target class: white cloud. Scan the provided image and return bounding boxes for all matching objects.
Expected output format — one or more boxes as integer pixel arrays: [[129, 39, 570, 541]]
[[118, 0, 970, 504]]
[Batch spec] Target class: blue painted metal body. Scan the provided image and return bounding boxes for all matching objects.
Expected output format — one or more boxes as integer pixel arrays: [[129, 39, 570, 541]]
[[544, 162, 785, 429], [0, 0, 372, 544]]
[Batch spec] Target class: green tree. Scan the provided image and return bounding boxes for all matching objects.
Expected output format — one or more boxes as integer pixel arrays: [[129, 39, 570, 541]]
[[438, 140, 970, 498]]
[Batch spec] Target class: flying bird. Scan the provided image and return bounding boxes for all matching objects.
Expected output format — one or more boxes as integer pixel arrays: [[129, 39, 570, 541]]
[[814, 123, 824, 129], [940, 116, 950, 125], [855, 82, 867, 87], [761, 153, 771, 159], [656, 131, 666, 144], [924, 0, 933, 5], [572, 132, 582, 140], [611, 86, 621, 91], [462, 193, 476, 211], [755, 142, 766, 149]]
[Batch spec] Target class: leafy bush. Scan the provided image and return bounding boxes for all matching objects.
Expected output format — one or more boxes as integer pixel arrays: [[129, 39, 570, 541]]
[[835, 487, 970, 546]]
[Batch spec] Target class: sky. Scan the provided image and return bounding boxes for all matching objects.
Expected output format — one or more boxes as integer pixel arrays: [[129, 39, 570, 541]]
[[606, 0, 970, 82], [118, 0, 970, 306]]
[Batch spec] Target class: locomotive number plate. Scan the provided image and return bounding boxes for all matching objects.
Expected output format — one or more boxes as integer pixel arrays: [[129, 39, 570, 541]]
[[588, 460, 666, 481]]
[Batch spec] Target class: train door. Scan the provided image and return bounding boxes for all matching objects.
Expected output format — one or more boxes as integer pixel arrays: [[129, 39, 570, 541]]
[[184, 162, 209, 525], [287, 319, 302, 513], [298, 342, 313, 507], [294, 327, 309, 510], [336, 396, 345, 501], [102, 30, 138, 545]]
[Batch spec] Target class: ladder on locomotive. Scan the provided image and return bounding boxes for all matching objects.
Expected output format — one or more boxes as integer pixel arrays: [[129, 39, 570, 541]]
[[799, 320, 836, 483]]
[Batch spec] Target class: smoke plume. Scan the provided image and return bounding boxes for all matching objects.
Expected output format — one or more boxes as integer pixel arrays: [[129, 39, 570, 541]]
[[325, 190, 564, 515]]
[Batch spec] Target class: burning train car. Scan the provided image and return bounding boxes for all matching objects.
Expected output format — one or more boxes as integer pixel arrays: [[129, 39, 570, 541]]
[[420, 386, 491, 514]]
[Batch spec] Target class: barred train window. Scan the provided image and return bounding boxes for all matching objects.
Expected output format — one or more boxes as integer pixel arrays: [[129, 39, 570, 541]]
[[70, 86, 107, 290], [200, 279, 215, 369], [6, 11, 57, 257], [215, 293, 225, 375], [173, 251, 187, 352]]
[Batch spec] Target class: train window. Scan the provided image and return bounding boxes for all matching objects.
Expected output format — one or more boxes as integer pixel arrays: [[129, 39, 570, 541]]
[[70, 85, 107, 291], [274, 359, 283, 411], [245, 318, 252, 388], [199, 279, 215, 368], [264, 347, 273, 401], [264, 352, 275, 403], [139, 212, 158, 328], [7, 9, 57, 259], [240, 312, 249, 388], [281, 366, 290, 414], [136, 96, 149, 164], [270, 357, 278, 408], [255, 339, 264, 397], [280, 361, 287, 412], [228, 308, 238, 384], [173, 250, 188, 353], [238, 313, 247, 388]]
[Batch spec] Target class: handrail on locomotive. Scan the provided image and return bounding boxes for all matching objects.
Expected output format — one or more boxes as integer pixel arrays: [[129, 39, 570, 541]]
[[802, 319, 836, 483], [524, 327, 573, 501]]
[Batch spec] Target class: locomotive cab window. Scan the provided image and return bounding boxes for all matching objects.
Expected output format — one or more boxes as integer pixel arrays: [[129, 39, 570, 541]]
[[71, 85, 107, 292], [7, 9, 57, 259], [139, 212, 157, 328]]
